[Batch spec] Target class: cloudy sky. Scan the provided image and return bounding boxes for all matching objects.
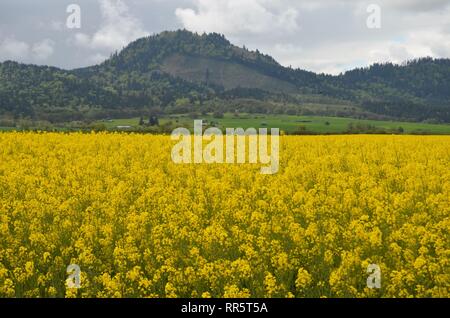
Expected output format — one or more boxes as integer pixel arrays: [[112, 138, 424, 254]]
[[0, 0, 449, 74]]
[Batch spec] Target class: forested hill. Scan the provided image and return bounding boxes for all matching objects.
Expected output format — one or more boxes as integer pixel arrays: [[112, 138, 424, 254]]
[[0, 30, 449, 122], [337, 58, 450, 121]]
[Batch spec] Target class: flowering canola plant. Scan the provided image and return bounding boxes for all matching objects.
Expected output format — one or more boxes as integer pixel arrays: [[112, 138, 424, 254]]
[[0, 132, 448, 298]]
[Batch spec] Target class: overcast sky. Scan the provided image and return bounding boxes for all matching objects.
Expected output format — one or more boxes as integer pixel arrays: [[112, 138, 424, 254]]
[[0, 0, 449, 74]]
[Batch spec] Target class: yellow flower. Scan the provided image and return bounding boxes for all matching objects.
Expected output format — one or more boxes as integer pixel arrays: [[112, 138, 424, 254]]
[[295, 268, 312, 290], [0, 133, 448, 298]]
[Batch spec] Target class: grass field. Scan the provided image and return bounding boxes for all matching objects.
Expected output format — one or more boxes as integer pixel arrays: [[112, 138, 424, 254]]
[[96, 114, 450, 134]]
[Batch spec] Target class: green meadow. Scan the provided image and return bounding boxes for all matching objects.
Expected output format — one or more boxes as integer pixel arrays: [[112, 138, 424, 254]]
[[96, 113, 450, 134]]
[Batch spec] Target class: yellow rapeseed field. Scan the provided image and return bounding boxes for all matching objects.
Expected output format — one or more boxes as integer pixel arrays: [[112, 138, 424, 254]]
[[0, 132, 448, 298]]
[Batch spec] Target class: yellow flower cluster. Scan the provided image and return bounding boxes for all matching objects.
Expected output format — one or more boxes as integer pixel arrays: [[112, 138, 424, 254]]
[[0, 132, 448, 298]]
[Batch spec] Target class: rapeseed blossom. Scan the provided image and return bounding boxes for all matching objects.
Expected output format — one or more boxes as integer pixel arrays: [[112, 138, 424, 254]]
[[0, 132, 448, 298]]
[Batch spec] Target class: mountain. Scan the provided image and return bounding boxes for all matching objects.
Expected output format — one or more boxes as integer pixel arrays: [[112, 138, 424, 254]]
[[1, 30, 450, 123]]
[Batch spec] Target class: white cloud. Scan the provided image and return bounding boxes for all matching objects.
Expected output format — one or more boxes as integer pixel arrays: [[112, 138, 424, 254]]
[[409, 29, 450, 58], [0, 38, 30, 61], [365, 28, 450, 66], [266, 35, 438, 75], [175, 0, 299, 35], [0, 37, 55, 62], [31, 39, 55, 60], [74, 0, 149, 51]]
